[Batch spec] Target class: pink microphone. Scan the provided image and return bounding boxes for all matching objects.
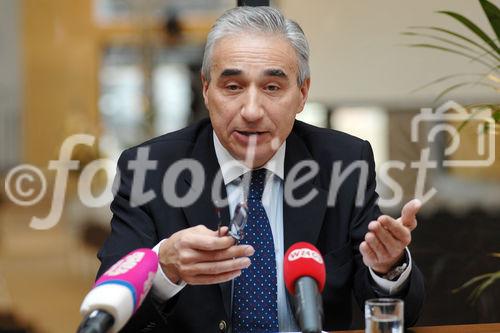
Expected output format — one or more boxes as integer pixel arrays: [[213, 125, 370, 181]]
[[78, 248, 158, 333]]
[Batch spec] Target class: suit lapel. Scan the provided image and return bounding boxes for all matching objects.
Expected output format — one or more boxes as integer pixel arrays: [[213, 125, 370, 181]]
[[180, 125, 232, 320], [181, 126, 229, 230], [283, 129, 328, 252]]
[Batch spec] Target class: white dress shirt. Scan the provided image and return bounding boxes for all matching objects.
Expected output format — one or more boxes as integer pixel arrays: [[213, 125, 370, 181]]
[[150, 131, 412, 331]]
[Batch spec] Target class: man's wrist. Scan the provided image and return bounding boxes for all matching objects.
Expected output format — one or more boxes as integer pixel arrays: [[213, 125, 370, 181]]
[[368, 248, 413, 295], [162, 263, 181, 285], [381, 262, 408, 281], [159, 238, 181, 284], [151, 239, 187, 301], [372, 251, 407, 277]]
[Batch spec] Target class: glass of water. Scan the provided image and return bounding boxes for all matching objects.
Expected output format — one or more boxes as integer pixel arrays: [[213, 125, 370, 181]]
[[365, 298, 403, 333]]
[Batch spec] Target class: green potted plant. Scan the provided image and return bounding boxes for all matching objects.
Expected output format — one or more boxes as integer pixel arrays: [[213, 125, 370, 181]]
[[403, 0, 499, 301]]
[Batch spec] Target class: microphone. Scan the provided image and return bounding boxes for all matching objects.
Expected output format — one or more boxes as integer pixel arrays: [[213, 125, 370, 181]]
[[284, 242, 326, 333], [77, 248, 158, 333]]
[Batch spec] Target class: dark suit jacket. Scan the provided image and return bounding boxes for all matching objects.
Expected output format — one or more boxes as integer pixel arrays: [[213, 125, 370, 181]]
[[97, 118, 425, 332]]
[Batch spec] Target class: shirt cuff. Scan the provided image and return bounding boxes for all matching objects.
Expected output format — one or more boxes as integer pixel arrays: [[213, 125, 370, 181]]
[[151, 239, 187, 301], [369, 247, 412, 295]]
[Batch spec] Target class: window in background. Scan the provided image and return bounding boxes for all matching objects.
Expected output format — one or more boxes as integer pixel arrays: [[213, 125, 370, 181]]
[[98, 46, 146, 160], [0, 111, 20, 172], [0, 0, 22, 171], [98, 44, 207, 158], [331, 106, 389, 168], [93, 0, 234, 25], [153, 63, 191, 135], [153, 45, 205, 135], [296, 102, 330, 128], [331, 107, 391, 208]]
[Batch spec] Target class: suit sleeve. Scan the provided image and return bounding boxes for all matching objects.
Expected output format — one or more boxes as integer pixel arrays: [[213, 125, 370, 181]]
[[96, 148, 178, 332], [350, 141, 425, 327]]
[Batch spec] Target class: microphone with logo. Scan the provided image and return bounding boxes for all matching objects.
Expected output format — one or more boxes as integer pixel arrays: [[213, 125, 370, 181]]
[[77, 248, 158, 333], [284, 242, 326, 333]]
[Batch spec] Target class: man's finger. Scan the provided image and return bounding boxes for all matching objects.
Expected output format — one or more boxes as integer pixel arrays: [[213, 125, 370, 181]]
[[187, 269, 242, 285], [359, 241, 377, 266], [378, 216, 412, 246], [365, 232, 389, 259], [182, 257, 251, 276], [197, 245, 255, 262], [369, 220, 402, 255], [185, 233, 236, 251], [218, 226, 229, 237], [400, 199, 421, 230], [177, 245, 254, 265]]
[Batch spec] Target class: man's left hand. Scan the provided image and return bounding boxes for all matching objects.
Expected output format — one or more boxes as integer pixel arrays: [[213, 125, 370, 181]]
[[359, 199, 422, 275]]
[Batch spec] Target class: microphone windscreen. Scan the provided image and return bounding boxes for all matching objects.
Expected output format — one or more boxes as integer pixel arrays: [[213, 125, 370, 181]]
[[95, 248, 158, 311], [283, 242, 326, 294]]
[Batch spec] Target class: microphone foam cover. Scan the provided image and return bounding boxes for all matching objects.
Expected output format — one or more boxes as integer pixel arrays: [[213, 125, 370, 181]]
[[284, 242, 326, 294], [95, 248, 158, 311]]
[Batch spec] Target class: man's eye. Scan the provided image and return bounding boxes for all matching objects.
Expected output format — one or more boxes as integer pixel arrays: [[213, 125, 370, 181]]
[[226, 84, 240, 91], [265, 85, 280, 92]]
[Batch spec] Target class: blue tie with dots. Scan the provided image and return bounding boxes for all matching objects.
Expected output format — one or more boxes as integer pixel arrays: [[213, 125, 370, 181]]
[[232, 169, 279, 333]]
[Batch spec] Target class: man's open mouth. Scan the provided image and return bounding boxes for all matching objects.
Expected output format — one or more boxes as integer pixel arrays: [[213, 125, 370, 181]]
[[236, 130, 264, 136]]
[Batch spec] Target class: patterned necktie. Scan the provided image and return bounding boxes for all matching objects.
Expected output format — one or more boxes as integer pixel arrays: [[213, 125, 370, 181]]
[[232, 169, 279, 333]]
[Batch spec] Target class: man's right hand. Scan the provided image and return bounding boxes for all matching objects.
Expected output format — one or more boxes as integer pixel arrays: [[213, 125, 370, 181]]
[[159, 225, 254, 285]]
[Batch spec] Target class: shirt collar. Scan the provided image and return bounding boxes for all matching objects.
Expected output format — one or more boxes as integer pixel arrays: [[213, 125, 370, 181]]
[[213, 130, 286, 185]]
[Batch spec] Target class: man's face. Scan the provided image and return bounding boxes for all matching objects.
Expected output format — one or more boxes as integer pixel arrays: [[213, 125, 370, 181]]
[[202, 32, 310, 168]]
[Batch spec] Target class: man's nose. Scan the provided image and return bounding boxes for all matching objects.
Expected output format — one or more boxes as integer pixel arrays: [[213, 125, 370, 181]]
[[240, 87, 264, 122]]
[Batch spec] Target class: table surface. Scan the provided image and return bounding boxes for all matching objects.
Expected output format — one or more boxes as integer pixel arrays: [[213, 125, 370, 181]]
[[334, 323, 500, 333]]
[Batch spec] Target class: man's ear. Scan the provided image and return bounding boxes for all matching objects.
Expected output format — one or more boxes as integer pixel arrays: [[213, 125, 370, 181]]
[[297, 78, 311, 114], [201, 73, 210, 108]]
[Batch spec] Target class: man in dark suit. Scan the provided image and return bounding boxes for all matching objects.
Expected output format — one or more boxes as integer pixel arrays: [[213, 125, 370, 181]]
[[97, 6, 424, 333]]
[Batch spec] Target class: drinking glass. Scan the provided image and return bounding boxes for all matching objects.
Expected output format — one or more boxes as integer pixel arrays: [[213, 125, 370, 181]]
[[365, 298, 403, 333]]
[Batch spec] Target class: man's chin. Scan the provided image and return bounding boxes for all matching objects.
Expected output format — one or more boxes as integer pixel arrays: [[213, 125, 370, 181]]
[[238, 151, 273, 169]]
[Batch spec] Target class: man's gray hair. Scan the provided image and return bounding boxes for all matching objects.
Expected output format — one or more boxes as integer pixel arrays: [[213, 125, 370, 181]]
[[201, 6, 310, 86]]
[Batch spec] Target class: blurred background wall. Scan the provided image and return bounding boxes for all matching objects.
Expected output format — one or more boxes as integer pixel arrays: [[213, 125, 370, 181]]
[[0, 0, 498, 332]]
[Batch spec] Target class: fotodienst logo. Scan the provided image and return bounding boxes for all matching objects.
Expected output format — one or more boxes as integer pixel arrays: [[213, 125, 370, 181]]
[[411, 100, 495, 168], [2, 100, 496, 230]]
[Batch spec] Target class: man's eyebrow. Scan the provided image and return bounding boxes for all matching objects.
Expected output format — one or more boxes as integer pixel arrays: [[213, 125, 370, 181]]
[[220, 68, 242, 77], [263, 68, 287, 79]]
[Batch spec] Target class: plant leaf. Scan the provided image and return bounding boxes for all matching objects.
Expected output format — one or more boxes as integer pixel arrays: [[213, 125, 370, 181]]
[[409, 26, 500, 61], [452, 272, 494, 293], [408, 43, 497, 69], [469, 272, 500, 303], [479, 0, 500, 42], [493, 111, 500, 123], [488, 73, 500, 82], [455, 106, 494, 132], [402, 31, 489, 56], [469, 48, 500, 65], [437, 10, 500, 56], [409, 73, 488, 93], [466, 103, 499, 108], [432, 81, 498, 102]]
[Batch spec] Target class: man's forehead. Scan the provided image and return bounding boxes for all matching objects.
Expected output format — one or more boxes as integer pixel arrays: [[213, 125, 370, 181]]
[[210, 33, 298, 75]]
